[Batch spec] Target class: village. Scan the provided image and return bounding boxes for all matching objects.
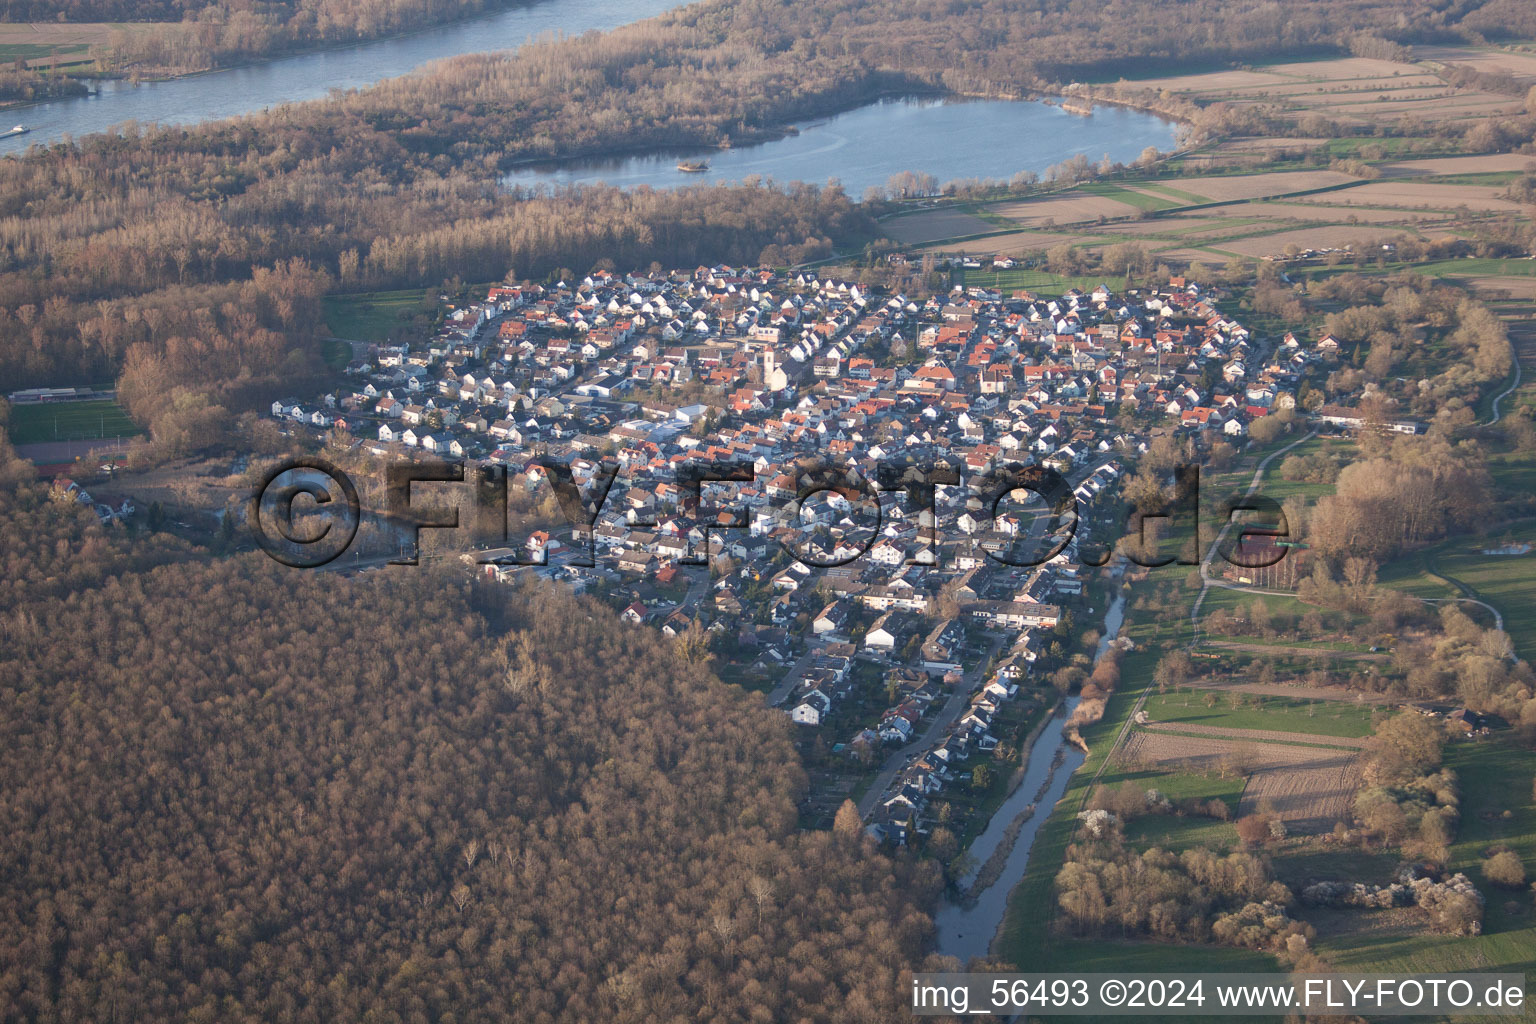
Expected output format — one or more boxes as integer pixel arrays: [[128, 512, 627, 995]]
[[266, 260, 1346, 841]]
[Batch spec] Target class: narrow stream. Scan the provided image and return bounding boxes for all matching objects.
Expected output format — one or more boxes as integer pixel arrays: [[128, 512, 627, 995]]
[[931, 592, 1125, 964]]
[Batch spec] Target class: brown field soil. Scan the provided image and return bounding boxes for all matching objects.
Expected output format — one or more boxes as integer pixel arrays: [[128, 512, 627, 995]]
[[1121, 730, 1362, 833], [1305, 182, 1523, 212], [1221, 79, 1448, 100], [1304, 87, 1459, 107], [1135, 55, 1524, 129], [1142, 722, 1368, 749], [0, 22, 122, 46], [1246, 202, 1426, 223], [1242, 756, 1362, 833], [1207, 136, 1330, 152], [1085, 216, 1228, 237], [1461, 275, 1536, 300], [1415, 44, 1536, 83], [882, 209, 998, 244], [990, 193, 1145, 226], [914, 230, 1111, 254], [1127, 69, 1295, 94], [1134, 57, 1419, 97], [1327, 95, 1526, 120], [1145, 170, 1359, 203], [1260, 57, 1432, 80], [1155, 247, 1240, 264], [1378, 154, 1536, 176], [0, 22, 148, 68]]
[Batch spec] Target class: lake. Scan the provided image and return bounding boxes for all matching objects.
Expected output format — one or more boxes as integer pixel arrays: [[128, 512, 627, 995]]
[[501, 97, 1180, 196]]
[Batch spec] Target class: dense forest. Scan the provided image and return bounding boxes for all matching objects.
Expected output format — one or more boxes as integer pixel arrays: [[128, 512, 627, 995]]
[[1, 0, 1531, 435], [0, 454, 941, 1021]]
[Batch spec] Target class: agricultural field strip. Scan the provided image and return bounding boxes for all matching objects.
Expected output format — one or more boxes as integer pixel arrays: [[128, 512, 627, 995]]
[[1139, 723, 1367, 751], [1121, 730, 1363, 832], [890, 150, 1528, 253]]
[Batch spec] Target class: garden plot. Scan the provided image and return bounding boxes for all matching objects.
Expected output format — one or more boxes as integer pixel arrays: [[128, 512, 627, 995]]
[[1120, 729, 1364, 834]]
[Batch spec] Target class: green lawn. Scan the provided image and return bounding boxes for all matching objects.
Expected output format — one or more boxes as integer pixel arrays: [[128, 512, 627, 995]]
[[1078, 181, 1183, 213], [1377, 523, 1536, 659], [1129, 181, 1212, 205], [1488, 448, 1536, 508], [1094, 766, 1247, 811], [1428, 531, 1536, 660], [1321, 136, 1445, 157], [1026, 939, 1284, 1024], [7, 399, 140, 445], [320, 338, 353, 371], [1124, 813, 1237, 852], [1140, 691, 1376, 739], [1269, 847, 1400, 889], [1196, 585, 1316, 622], [322, 287, 433, 342], [0, 42, 90, 62], [956, 266, 1117, 295], [1374, 552, 1458, 601]]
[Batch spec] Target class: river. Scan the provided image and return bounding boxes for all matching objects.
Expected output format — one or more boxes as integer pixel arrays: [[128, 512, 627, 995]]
[[0, 0, 683, 156], [932, 592, 1125, 965], [502, 97, 1179, 197]]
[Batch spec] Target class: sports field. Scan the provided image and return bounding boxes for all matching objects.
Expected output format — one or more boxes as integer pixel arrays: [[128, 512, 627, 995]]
[[7, 399, 139, 445]]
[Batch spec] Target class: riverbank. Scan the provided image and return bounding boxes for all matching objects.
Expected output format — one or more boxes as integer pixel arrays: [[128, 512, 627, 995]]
[[951, 696, 1064, 893], [7, 0, 544, 97], [931, 697, 1085, 964]]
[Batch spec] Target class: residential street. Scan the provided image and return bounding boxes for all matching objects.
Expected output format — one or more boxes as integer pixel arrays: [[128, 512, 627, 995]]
[[856, 633, 1005, 817]]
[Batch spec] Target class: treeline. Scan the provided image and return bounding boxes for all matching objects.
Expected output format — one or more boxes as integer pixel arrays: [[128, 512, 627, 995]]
[[0, 469, 942, 1020]]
